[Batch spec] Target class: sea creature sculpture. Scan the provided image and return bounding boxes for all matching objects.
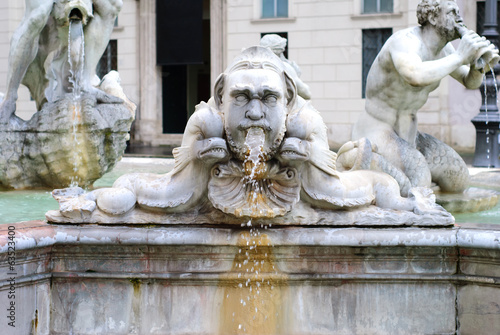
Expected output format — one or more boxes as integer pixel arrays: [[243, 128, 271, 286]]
[[278, 99, 445, 215], [53, 102, 228, 219]]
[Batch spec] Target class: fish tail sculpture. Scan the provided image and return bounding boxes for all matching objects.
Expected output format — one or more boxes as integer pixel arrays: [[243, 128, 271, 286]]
[[337, 138, 413, 196], [279, 100, 446, 214]]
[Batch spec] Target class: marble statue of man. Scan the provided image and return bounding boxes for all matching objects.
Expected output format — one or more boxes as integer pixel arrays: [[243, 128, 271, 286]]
[[0, 0, 122, 124], [351, 0, 498, 193]]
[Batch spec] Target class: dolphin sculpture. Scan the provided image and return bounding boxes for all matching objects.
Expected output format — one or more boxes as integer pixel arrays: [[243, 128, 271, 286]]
[[53, 101, 229, 218]]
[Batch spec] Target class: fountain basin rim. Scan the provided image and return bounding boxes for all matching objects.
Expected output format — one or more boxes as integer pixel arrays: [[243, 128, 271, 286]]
[[2, 221, 499, 254]]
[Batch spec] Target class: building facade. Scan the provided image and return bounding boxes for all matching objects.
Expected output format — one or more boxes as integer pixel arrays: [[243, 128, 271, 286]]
[[0, 0, 487, 152]]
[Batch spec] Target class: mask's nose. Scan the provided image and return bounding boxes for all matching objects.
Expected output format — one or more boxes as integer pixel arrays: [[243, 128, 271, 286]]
[[245, 99, 265, 120]]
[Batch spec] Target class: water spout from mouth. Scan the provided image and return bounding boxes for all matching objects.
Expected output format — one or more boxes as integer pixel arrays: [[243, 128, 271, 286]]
[[69, 8, 83, 21], [244, 127, 266, 180]]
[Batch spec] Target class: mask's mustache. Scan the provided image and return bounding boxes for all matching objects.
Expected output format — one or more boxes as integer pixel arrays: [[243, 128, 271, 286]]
[[237, 121, 272, 131]]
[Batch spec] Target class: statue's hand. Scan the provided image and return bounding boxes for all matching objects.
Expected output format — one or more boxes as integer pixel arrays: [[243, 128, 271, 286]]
[[457, 30, 491, 65], [477, 43, 500, 72]]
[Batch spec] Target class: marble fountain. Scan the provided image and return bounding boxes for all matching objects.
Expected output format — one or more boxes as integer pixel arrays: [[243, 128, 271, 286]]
[[1, 1, 500, 334]]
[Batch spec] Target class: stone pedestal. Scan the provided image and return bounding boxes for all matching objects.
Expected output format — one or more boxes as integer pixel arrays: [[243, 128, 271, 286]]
[[1, 221, 499, 334]]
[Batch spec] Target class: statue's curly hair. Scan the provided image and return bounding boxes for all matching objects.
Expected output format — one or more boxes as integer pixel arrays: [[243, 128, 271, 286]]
[[416, 0, 441, 26]]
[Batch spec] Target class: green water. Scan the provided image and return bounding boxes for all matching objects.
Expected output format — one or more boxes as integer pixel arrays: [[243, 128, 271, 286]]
[[0, 158, 174, 224], [453, 202, 500, 225], [0, 190, 59, 224]]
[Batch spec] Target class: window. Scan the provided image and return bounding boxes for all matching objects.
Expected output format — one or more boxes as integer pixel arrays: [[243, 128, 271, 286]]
[[362, 0, 393, 14], [362, 28, 392, 98], [96, 40, 118, 79], [262, 0, 288, 18]]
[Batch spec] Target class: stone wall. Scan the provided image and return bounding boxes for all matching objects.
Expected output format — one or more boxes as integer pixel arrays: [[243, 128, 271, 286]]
[[1, 221, 499, 334]]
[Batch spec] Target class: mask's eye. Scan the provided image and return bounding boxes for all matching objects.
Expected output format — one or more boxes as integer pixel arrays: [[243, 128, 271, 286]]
[[263, 94, 278, 106], [234, 94, 249, 105]]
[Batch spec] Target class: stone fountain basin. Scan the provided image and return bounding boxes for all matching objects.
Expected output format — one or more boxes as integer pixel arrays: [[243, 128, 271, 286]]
[[0, 221, 499, 335]]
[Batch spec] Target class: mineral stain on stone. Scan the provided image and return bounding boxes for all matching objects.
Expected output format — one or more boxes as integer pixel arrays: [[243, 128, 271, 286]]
[[219, 230, 288, 334]]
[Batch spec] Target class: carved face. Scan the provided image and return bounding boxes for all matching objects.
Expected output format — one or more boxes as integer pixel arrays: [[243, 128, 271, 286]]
[[435, 1, 462, 41], [221, 69, 288, 161]]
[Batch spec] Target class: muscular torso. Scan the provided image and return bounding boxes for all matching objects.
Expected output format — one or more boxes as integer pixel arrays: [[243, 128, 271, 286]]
[[365, 27, 447, 144]]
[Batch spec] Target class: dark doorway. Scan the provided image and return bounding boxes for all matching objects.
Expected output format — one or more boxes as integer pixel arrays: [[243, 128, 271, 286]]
[[157, 0, 211, 134]]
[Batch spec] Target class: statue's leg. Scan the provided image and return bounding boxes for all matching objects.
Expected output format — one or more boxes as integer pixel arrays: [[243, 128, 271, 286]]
[[83, 0, 123, 83], [0, 0, 53, 122], [417, 132, 470, 193]]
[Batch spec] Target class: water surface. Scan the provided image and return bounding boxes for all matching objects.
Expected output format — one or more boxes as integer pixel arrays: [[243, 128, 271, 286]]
[[0, 158, 174, 224]]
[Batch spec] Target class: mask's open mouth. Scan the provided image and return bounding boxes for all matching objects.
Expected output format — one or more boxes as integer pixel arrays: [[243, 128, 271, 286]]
[[69, 8, 83, 21]]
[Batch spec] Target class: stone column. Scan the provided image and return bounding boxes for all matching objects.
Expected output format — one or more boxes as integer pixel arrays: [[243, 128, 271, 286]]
[[135, 0, 163, 145], [210, 0, 227, 89]]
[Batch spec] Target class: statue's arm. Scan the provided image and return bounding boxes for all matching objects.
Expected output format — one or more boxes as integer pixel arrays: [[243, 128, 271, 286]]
[[449, 60, 484, 90], [391, 41, 464, 87], [391, 30, 490, 87], [450, 42, 499, 89]]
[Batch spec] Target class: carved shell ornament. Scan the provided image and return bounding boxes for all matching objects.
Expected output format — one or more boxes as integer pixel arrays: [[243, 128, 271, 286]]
[[208, 159, 300, 218]]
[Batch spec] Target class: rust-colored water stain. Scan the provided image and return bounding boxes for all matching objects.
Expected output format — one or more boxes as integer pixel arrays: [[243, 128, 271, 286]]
[[244, 160, 267, 180], [219, 231, 288, 335], [71, 103, 82, 123]]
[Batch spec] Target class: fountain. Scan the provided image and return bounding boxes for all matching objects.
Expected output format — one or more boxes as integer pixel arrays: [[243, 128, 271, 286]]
[[0, 1, 499, 334], [0, 0, 135, 189]]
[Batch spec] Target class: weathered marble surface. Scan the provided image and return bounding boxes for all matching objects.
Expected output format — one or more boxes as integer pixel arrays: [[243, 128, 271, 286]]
[[436, 187, 499, 213], [259, 34, 312, 100], [0, 0, 122, 117], [46, 200, 454, 226], [0, 88, 134, 189], [1, 221, 499, 334]]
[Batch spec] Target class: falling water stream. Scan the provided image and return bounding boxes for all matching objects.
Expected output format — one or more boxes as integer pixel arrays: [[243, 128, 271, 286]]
[[68, 19, 85, 187], [484, 71, 490, 162], [481, 67, 499, 165], [219, 128, 286, 334]]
